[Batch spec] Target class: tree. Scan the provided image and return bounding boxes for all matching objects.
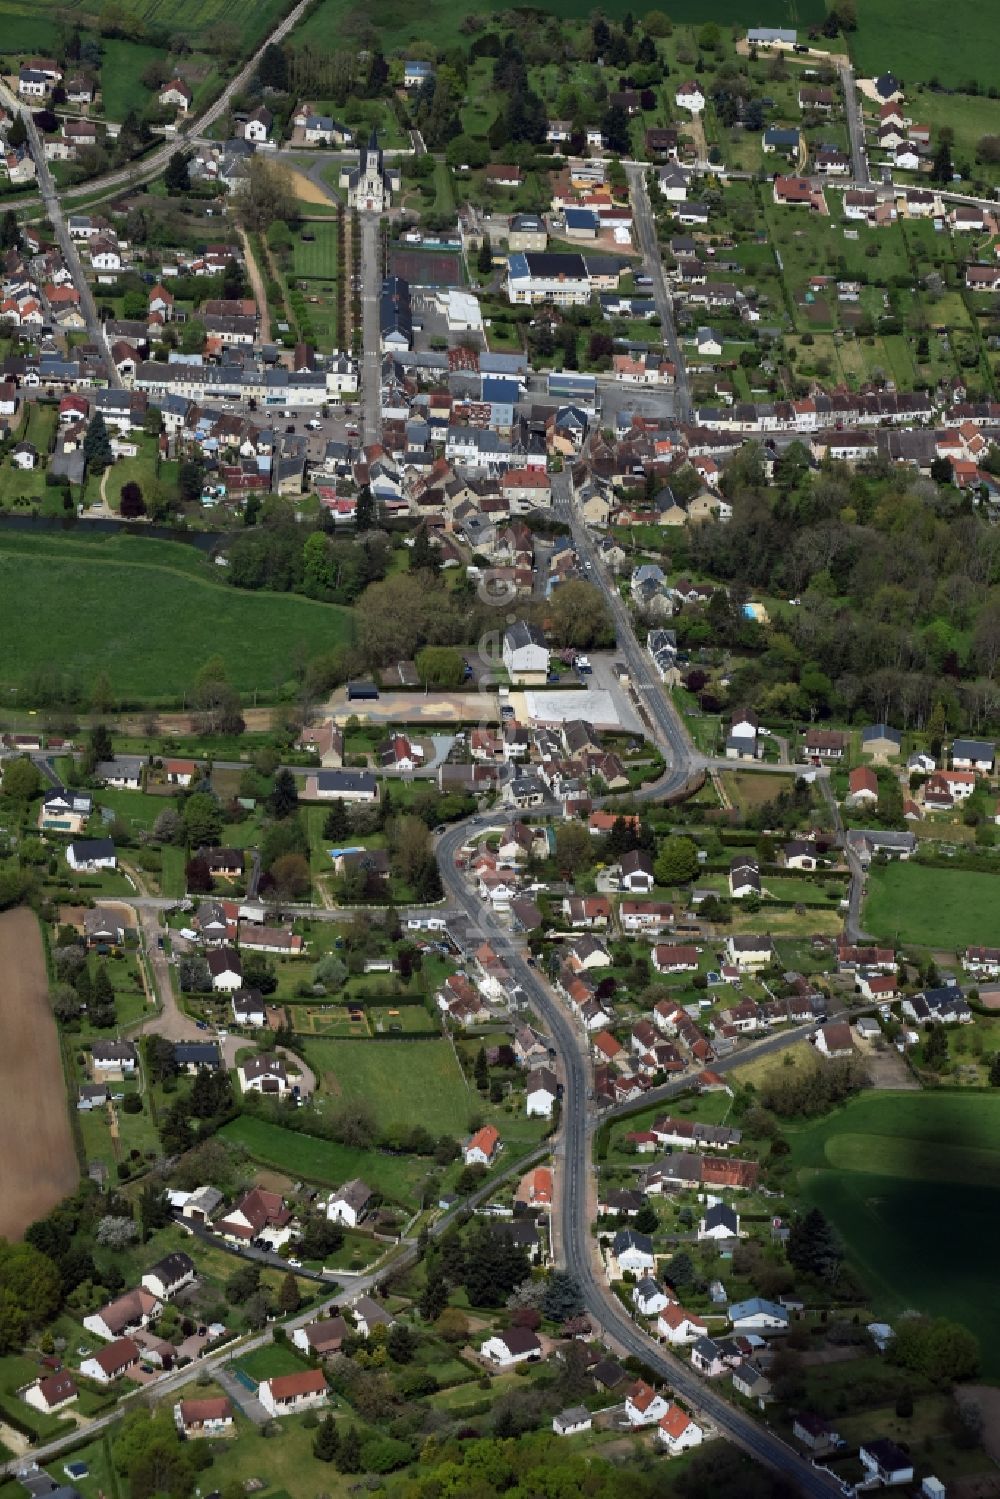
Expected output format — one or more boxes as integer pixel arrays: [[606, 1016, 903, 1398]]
[[50, 982, 82, 1024], [271, 852, 310, 900], [931, 138, 954, 183], [2, 757, 40, 801], [96, 1215, 139, 1248], [419, 1266, 449, 1321], [655, 835, 699, 885], [542, 1271, 584, 1322], [313, 1413, 339, 1462], [387, 1321, 416, 1363], [185, 855, 213, 894], [555, 821, 593, 874], [119, 480, 146, 518], [602, 102, 631, 153], [474, 1045, 489, 1091], [923, 1023, 948, 1070], [889, 1315, 979, 1384], [8, 114, 26, 149], [989, 1053, 1000, 1087], [634, 1204, 659, 1235], [278, 1270, 300, 1314], [477, 235, 493, 275], [335, 1426, 362, 1474], [183, 792, 224, 849], [0, 1241, 61, 1351], [238, 156, 297, 233], [787, 1207, 843, 1282], [90, 963, 116, 1028], [665, 1249, 697, 1290], [323, 802, 349, 840], [164, 150, 190, 194], [83, 411, 113, 474], [546, 580, 614, 648], [346, 483, 373, 532], [258, 41, 288, 90], [268, 768, 299, 819]]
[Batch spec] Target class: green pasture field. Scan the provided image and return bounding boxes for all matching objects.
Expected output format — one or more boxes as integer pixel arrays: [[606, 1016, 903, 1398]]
[[295, 0, 824, 52], [862, 861, 1000, 948], [850, 0, 991, 89], [0, 0, 290, 50], [219, 1114, 431, 1206], [99, 39, 171, 119], [789, 1093, 1000, 1376], [301, 1037, 473, 1136], [0, 531, 352, 701]]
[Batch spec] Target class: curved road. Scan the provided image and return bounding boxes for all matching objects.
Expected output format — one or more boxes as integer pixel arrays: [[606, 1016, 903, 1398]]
[[431, 489, 839, 1492]]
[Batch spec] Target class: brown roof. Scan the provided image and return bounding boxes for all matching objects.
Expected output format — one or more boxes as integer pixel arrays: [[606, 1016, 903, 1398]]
[[36, 1372, 77, 1406], [179, 1397, 232, 1424], [94, 1337, 140, 1375], [266, 1368, 328, 1399]]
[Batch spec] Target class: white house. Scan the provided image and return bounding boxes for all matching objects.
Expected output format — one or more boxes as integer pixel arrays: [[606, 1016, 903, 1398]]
[[480, 1327, 542, 1366], [141, 1251, 195, 1301], [503, 621, 550, 685], [326, 1178, 373, 1227], [80, 1337, 141, 1385], [232, 989, 267, 1027], [729, 1297, 789, 1334], [22, 1372, 77, 1415], [83, 1287, 159, 1342], [698, 1202, 740, 1241], [159, 78, 193, 110], [553, 1405, 592, 1436], [612, 1228, 655, 1275], [237, 1053, 289, 1094], [859, 1439, 914, 1488], [207, 948, 243, 992], [658, 1404, 704, 1455], [258, 1369, 328, 1417], [465, 1124, 501, 1166], [66, 837, 116, 872], [657, 1302, 707, 1346], [525, 1066, 559, 1118], [174, 1397, 234, 1436], [675, 82, 705, 112], [632, 1276, 671, 1317], [625, 1381, 671, 1427]]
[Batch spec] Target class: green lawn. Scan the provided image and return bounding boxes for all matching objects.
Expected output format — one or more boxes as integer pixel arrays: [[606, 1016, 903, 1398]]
[[789, 1093, 1000, 1377], [235, 1342, 311, 1384], [0, 531, 353, 702], [862, 861, 1000, 948], [219, 1114, 432, 1207], [850, 0, 990, 87], [293, 221, 340, 280], [301, 1037, 474, 1136]]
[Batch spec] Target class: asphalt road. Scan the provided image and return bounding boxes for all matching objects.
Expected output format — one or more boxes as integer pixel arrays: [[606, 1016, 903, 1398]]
[[625, 162, 692, 423], [840, 64, 869, 186]]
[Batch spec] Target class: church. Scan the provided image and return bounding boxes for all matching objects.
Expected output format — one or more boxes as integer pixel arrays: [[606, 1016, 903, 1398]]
[[341, 128, 400, 212]]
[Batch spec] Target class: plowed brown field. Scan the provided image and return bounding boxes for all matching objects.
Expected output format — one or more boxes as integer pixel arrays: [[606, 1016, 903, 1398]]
[[0, 908, 78, 1238]]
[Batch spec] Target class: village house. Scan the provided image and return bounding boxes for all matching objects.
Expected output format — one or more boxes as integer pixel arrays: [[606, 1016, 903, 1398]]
[[174, 1397, 234, 1437], [625, 1380, 671, 1427], [326, 1178, 374, 1227], [141, 1251, 196, 1301], [480, 1326, 542, 1366], [292, 1317, 351, 1358], [258, 1369, 328, 1418], [465, 1124, 500, 1167], [80, 1338, 141, 1385]]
